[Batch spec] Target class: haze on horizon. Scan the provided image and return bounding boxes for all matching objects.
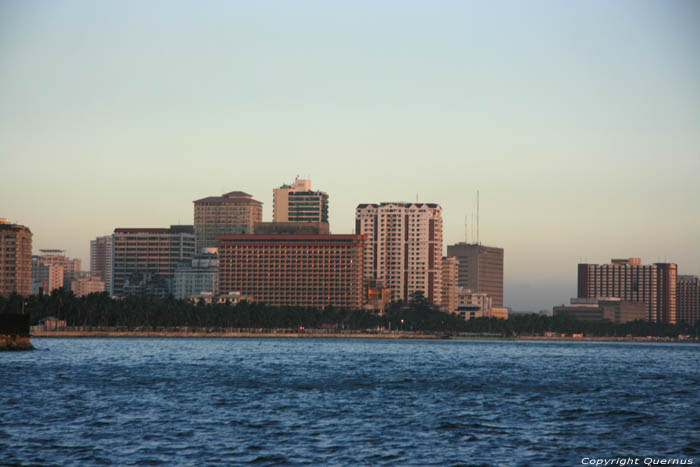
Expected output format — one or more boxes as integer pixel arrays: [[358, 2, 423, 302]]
[[1, 0, 698, 311]]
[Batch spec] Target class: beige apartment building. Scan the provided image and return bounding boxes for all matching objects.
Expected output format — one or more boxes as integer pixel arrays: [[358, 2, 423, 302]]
[[441, 256, 459, 313], [446, 242, 504, 308], [193, 191, 263, 250], [273, 178, 329, 224], [355, 203, 443, 305], [0, 219, 33, 297], [577, 258, 677, 323], [31, 260, 64, 295], [32, 249, 81, 289]]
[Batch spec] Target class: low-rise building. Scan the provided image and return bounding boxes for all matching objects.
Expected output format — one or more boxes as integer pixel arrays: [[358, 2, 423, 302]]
[[71, 275, 105, 297], [553, 297, 647, 323], [174, 248, 219, 300], [455, 287, 493, 320], [491, 307, 509, 319]]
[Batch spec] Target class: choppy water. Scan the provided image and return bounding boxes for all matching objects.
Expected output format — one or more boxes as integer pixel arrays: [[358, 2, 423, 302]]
[[1, 338, 699, 466]]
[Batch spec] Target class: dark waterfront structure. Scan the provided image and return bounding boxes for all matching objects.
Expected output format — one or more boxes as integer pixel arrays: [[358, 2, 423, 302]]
[[446, 242, 504, 307], [0, 220, 32, 298], [218, 234, 364, 309], [112, 226, 195, 297], [577, 258, 677, 323], [677, 275, 700, 325], [0, 313, 33, 350]]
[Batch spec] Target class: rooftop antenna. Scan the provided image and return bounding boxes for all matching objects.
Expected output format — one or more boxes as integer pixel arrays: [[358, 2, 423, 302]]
[[464, 215, 468, 243], [477, 189, 480, 245], [471, 211, 474, 245], [416, 192, 419, 203]]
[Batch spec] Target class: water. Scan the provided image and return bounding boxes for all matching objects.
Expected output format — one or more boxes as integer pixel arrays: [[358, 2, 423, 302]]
[[1, 339, 699, 466]]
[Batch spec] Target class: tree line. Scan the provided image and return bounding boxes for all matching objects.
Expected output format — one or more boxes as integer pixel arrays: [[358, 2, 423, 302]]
[[1, 289, 698, 337]]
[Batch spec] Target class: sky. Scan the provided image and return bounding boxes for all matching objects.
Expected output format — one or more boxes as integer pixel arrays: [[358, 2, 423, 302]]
[[1, 0, 699, 311]]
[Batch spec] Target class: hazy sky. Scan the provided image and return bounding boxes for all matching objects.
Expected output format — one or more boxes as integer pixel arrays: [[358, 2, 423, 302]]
[[1, 0, 699, 310]]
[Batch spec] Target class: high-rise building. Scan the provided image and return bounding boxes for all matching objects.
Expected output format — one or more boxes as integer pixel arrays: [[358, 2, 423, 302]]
[[446, 243, 504, 307], [31, 259, 63, 295], [32, 249, 81, 289], [174, 248, 219, 300], [273, 178, 329, 224], [677, 275, 700, 325], [0, 219, 32, 297], [218, 234, 364, 309], [112, 225, 195, 297], [441, 256, 459, 313], [193, 191, 263, 250], [577, 258, 677, 323], [355, 203, 442, 305], [90, 235, 113, 294]]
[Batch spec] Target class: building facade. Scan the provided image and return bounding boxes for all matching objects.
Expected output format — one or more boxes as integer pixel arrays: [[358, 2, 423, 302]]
[[31, 260, 63, 295], [677, 275, 700, 325], [253, 222, 329, 235], [193, 191, 263, 250], [33, 249, 81, 289], [218, 234, 364, 309], [174, 248, 219, 300], [577, 258, 677, 323], [90, 235, 113, 294], [71, 276, 106, 297], [553, 297, 647, 324], [0, 219, 32, 297], [273, 178, 329, 224], [455, 287, 493, 320], [441, 256, 458, 313], [112, 225, 195, 297], [355, 203, 443, 305], [446, 242, 504, 308]]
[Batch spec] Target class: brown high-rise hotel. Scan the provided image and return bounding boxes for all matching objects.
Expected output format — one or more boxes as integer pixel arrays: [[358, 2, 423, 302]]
[[193, 191, 263, 250], [446, 243, 504, 308], [0, 219, 32, 297], [218, 234, 364, 309], [577, 258, 677, 323]]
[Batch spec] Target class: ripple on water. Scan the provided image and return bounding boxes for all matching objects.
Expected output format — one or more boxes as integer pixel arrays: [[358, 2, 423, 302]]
[[1, 338, 698, 465]]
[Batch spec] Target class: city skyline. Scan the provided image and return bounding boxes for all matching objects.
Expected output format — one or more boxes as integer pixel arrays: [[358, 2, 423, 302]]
[[2, 1, 699, 310]]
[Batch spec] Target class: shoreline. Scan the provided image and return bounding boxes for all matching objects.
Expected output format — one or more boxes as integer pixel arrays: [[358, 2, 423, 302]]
[[31, 330, 437, 339], [30, 330, 698, 343]]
